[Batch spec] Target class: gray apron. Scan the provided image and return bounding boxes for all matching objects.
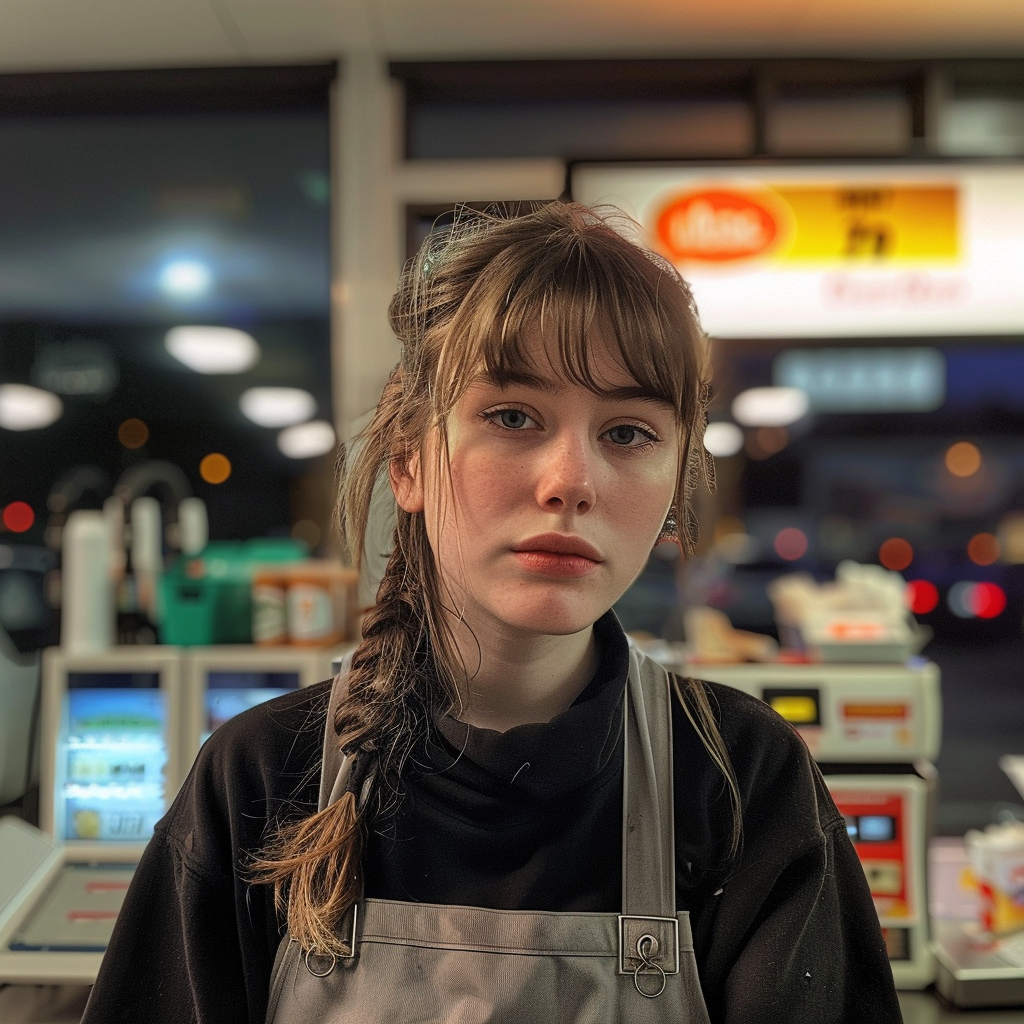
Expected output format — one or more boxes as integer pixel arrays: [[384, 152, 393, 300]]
[[266, 645, 711, 1024]]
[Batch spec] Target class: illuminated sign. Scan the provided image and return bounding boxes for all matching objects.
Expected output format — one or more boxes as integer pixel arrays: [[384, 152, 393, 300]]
[[571, 163, 1024, 337], [773, 347, 946, 412]]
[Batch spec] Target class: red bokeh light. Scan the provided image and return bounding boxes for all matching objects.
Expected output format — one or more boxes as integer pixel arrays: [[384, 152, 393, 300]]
[[973, 582, 1006, 619], [906, 579, 939, 615], [774, 527, 808, 561], [2, 501, 34, 533]]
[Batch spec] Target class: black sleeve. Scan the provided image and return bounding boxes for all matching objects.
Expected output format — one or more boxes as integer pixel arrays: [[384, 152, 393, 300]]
[[676, 682, 904, 1024], [81, 684, 328, 1024]]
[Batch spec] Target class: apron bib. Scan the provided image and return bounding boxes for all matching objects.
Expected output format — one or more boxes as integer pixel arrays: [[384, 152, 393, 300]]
[[266, 646, 711, 1024]]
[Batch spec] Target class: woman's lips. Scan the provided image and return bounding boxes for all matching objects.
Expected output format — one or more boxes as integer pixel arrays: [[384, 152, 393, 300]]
[[511, 535, 603, 577]]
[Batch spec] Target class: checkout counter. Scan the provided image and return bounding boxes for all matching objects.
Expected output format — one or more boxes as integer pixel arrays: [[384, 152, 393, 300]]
[[0, 642, 346, 988], [650, 644, 1024, 1018]]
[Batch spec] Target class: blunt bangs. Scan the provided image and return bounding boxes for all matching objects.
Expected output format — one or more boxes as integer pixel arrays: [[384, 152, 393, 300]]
[[431, 214, 703, 424]]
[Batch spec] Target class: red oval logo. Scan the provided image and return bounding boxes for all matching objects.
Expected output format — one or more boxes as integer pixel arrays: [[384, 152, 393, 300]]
[[656, 190, 779, 263]]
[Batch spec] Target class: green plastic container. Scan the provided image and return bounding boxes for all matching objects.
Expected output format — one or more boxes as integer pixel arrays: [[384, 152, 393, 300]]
[[159, 538, 308, 646]]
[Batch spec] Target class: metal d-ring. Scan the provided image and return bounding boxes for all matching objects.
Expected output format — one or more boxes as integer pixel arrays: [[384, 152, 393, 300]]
[[304, 948, 338, 978], [633, 933, 667, 999]]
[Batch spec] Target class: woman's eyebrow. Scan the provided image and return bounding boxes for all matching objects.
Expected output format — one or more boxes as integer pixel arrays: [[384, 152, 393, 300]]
[[481, 369, 672, 408]]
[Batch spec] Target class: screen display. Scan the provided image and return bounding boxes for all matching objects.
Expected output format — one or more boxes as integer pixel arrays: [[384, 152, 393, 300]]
[[202, 670, 300, 744], [61, 680, 167, 842], [844, 814, 897, 843]]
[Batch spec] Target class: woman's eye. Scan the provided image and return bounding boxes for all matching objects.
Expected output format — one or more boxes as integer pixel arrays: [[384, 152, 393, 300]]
[[606, 424, 656, 447], [486, 408, 536, 430]]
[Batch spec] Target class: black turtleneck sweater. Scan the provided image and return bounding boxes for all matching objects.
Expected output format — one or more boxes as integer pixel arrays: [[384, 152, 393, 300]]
[[83, 614, 902, 1023]]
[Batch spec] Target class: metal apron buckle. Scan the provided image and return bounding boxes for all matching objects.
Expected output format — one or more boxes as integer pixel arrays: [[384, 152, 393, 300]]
[[303, 904, 359, 977], [618, 915, 679, 999]]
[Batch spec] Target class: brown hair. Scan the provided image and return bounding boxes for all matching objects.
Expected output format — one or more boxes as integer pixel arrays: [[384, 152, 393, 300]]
[[252, 202, 740, 955]]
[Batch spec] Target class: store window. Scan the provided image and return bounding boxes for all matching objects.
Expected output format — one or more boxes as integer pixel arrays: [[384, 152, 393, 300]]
[[0, 66, 335, 653]]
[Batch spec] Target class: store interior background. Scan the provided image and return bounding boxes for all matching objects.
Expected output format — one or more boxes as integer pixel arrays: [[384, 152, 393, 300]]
[[1, 2, 1024, 1018]]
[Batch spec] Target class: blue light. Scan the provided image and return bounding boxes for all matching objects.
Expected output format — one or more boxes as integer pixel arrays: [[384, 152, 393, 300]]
[[159, 260, 212, 297]]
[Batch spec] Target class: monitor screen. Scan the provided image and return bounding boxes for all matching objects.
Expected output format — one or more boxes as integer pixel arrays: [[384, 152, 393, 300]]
[[61, 677, 167, 842]]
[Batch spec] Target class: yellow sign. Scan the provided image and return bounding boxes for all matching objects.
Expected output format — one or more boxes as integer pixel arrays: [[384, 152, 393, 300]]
[[773, 185, 959, 263], [653, 184, 960, 266]]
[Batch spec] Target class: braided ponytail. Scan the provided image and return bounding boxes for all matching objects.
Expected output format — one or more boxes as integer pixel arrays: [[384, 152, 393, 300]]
[[253, 202, 730, 955]]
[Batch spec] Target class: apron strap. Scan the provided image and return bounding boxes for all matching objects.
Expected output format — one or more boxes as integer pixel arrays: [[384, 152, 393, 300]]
[[319, 643, 678, 921], [621, 644, 676, 922], [318, 653, 354, 813]]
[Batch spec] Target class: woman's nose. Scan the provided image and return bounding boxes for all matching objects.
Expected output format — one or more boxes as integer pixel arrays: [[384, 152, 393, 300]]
[[535, 435, 596, 514]]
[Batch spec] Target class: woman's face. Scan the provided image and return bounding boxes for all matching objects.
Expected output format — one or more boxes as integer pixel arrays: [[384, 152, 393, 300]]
[[391, 327, 681, 644]]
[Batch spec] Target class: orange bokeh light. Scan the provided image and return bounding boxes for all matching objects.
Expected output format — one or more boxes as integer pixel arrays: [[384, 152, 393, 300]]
[[967, 532, 1000, 566], [200, 453, 232, 485], [879, 536, 913, 572], [945, 441, 981, 478], [118, 417, 150, 449]]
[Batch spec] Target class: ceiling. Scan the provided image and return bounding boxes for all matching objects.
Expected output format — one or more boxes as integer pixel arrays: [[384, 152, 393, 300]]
[[1, 0, 1023, 74]]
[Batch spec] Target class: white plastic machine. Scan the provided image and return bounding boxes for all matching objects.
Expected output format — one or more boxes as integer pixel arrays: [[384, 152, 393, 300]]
[[675, 656, 941, 990], [0, 645, 184, 983], [930, 758, 1024, 1008]]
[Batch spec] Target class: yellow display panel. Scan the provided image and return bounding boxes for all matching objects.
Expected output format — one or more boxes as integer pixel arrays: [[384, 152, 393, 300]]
[[774, 186, 959, 263]]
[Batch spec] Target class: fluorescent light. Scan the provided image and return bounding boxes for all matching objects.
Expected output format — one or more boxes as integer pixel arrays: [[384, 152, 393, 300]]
[[0, 384, 63, 430], [160, 260, 211, 297], [703, 421, 744, 457], [277, 420, 336, 459], [240, 387, 316, 427], [732, 386, 809, 427], [165, 326, 261, 374]]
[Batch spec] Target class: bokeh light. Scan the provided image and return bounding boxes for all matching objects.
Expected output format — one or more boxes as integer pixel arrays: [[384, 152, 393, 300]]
[[945, 441, 981, 478], [732, 387, 809, 427], [199, 453, 232, 484], [906, 579, 939, 615], [948, 581, 1006, 619], [118, 417, 149, 449], [997, 512, 1024, 564], [2, 501, 34, 533], [745, 426, 789, 461], [967, 532, 1000, 566], [973, 582, 1007, 619], [774, 527, 808, 561], [879, 536, 913, 572], [277, 420, 336, 459], [755, 427, 789, 455], [703, 421, 744, 458], [160, 260, 211, 297]]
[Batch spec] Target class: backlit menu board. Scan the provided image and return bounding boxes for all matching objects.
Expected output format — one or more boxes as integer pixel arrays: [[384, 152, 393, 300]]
[[570, 163, 1024, 338]]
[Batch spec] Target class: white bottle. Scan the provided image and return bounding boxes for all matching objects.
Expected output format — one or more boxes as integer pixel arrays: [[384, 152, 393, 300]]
[[61, 510, 115, 652], [131, 496, 163, 626]]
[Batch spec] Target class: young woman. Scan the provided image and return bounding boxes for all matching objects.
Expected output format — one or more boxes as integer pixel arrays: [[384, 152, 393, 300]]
[[83, 203, 902, 1023]]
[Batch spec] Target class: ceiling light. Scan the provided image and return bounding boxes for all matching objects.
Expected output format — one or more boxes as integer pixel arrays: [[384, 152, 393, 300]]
[[0, 384, 64, 430], [277, 420, 336, 459], [240, 387, 317, 427], [160, 259, 212, 297], [732, 386, 809, 427], [703, 422, 744, 457], [165, 326, 261, 374]]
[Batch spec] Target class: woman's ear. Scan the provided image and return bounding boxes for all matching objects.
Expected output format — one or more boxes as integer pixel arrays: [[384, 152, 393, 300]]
[[389, 452, 424, 513]]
